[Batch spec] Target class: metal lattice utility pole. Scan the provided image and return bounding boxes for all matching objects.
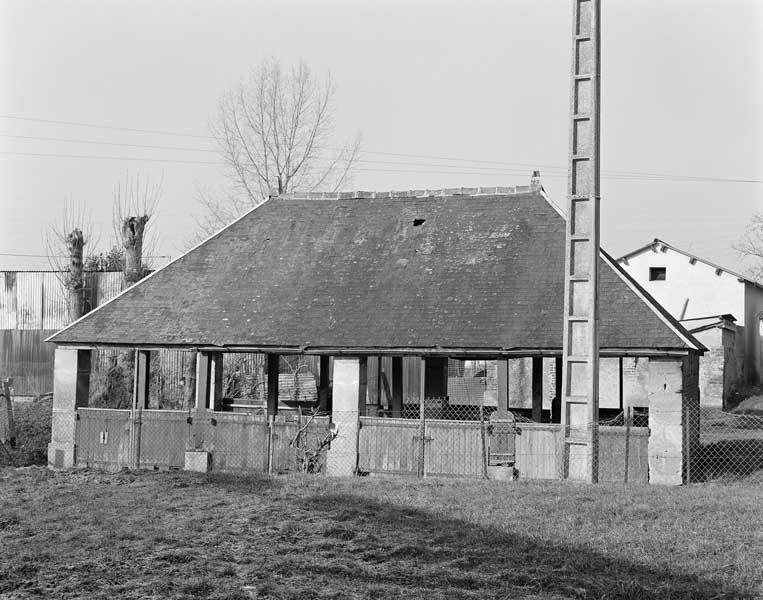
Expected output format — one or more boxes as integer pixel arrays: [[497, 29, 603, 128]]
[[560, 0, 601, 482]]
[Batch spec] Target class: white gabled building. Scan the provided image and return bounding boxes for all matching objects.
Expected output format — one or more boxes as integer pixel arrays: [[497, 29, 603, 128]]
[[619, 239, 763, 407]]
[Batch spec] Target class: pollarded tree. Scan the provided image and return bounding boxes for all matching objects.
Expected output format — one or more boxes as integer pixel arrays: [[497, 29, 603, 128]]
[[198, 58, 360, 235], [44, 200, 97, 322], [112, 172, 161, 286]]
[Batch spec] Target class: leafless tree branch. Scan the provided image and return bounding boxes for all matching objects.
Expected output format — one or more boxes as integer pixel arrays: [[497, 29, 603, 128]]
[[735, 212, 763, 282], [199, 58, 361, 236]]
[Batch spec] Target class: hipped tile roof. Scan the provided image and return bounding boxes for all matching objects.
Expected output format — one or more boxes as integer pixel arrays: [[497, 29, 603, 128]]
[[48, 190, 700, 352]]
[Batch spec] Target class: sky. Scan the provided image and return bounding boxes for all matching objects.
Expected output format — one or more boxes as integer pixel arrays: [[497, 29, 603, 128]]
[[1, 0, 762, 275]]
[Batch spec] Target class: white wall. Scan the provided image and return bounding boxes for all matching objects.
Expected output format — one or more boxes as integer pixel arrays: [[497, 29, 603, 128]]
[[620, 247, 746, 321]]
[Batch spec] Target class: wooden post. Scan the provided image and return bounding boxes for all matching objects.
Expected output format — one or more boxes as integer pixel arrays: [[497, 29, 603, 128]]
[[130, 349, 150, 469], [391, 356, 403, 417], [532, 357, 543, 423], [358, 357, 368, 416], [318, 355, 331, 413], [184, 351, 197, 410], [496, 358, 509, 416], [479, 399, 488, 478], [267, 354, 279, 417], [418, 356, 426, 477], [193, 352, 211, 449], [624, 405, 631, 483], [376, 355, 383, 412], [134, 350, 150, 410], [210, 352, 223, 412], [266, 353, 279, 473], [0, 378, 15, 447], [552, 356, 562, 424]]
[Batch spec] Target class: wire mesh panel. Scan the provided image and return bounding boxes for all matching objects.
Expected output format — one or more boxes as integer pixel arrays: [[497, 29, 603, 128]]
[[75, 408, 130, 469], [358, 416, 420, 476], [138, 410, 190, 469], [598, 425, 649, 484], [424, 419, 484, 477], [515, 423, 561, 480], [691, 407, 763, 482], [204, 412, 269, 473]]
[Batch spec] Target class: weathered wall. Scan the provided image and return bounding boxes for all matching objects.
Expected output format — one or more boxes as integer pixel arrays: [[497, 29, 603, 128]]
[[646, 353, 699, 485], [692, 325, 738, 408]]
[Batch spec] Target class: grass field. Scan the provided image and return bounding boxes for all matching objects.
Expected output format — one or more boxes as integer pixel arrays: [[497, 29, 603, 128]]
[[1, 468, 761, 600]]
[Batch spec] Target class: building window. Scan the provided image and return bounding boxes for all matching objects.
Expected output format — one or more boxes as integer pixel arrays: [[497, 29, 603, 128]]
[[649, 267, 666, 281]]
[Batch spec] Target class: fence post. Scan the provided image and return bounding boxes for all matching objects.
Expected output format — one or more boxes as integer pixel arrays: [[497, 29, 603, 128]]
[[0, 378, 15, 447], [418, 356, 426, 478], [267, 416, 274, 475], [479, 402, 488, 479], [623, 406, 631, 483], [684, 403, 691, 484]]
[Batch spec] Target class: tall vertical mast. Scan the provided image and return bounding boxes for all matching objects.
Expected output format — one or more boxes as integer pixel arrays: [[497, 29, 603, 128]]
[[560, 0, 600, 482]]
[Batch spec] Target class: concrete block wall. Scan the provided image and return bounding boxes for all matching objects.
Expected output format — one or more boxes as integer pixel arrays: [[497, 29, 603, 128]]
[[646, 353, 700, 485]]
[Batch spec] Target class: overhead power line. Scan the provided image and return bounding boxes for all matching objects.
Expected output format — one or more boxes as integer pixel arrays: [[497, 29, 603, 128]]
[[2, 150, 763, 184], [0, 114, 213, 140], [1, 114, 762, 184]]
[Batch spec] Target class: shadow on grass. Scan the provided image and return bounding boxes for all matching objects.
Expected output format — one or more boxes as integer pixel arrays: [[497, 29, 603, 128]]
[[297, 492, 753, 600]]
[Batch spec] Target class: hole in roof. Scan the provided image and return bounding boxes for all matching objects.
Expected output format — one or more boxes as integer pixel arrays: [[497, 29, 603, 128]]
[[413, 218, 426, 227]]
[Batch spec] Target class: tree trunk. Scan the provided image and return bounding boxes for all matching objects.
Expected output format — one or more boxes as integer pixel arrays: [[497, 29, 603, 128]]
[[120, 215, 149, 286], [184, 351, 197, 409], [65, 228, 85, 322]]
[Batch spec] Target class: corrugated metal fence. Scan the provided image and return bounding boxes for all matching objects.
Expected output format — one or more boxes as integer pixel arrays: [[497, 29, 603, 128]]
[[0, 271, 124, 395]]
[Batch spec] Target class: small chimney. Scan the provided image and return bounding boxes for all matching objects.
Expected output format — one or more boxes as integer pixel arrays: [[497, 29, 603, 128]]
[[530, 170, 542, 191]]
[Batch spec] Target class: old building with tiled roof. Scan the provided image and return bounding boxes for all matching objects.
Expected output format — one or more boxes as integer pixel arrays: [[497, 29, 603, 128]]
[[47, 184, 703, 485]]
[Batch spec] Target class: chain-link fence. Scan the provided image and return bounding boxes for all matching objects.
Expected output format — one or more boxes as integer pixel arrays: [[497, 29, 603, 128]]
[[688, 406, 763, 482], [74, 406, 338, 475]]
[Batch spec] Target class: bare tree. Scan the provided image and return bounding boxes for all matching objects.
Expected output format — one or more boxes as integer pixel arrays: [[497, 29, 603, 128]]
[[44, 199, 97, 322], [735, 213, 763, 282], [198, 58, 360, 235], [113, 172, 162, 285]]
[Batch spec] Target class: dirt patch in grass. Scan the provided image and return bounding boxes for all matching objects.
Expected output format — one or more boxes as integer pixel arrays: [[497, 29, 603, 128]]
[[0, 468, 761, 599]]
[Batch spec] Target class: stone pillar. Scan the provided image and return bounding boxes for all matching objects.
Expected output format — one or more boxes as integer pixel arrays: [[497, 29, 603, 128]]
[[326, 357, 366, 476], [647, 353, 700, 485], [48, 347, 91, 469]]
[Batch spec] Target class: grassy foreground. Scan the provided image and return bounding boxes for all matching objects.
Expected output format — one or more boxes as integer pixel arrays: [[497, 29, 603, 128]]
[[1, 469, 761, 600]]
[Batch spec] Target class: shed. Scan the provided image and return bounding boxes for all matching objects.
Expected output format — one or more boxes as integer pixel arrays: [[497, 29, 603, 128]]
[[47, 186, 703, 484]]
